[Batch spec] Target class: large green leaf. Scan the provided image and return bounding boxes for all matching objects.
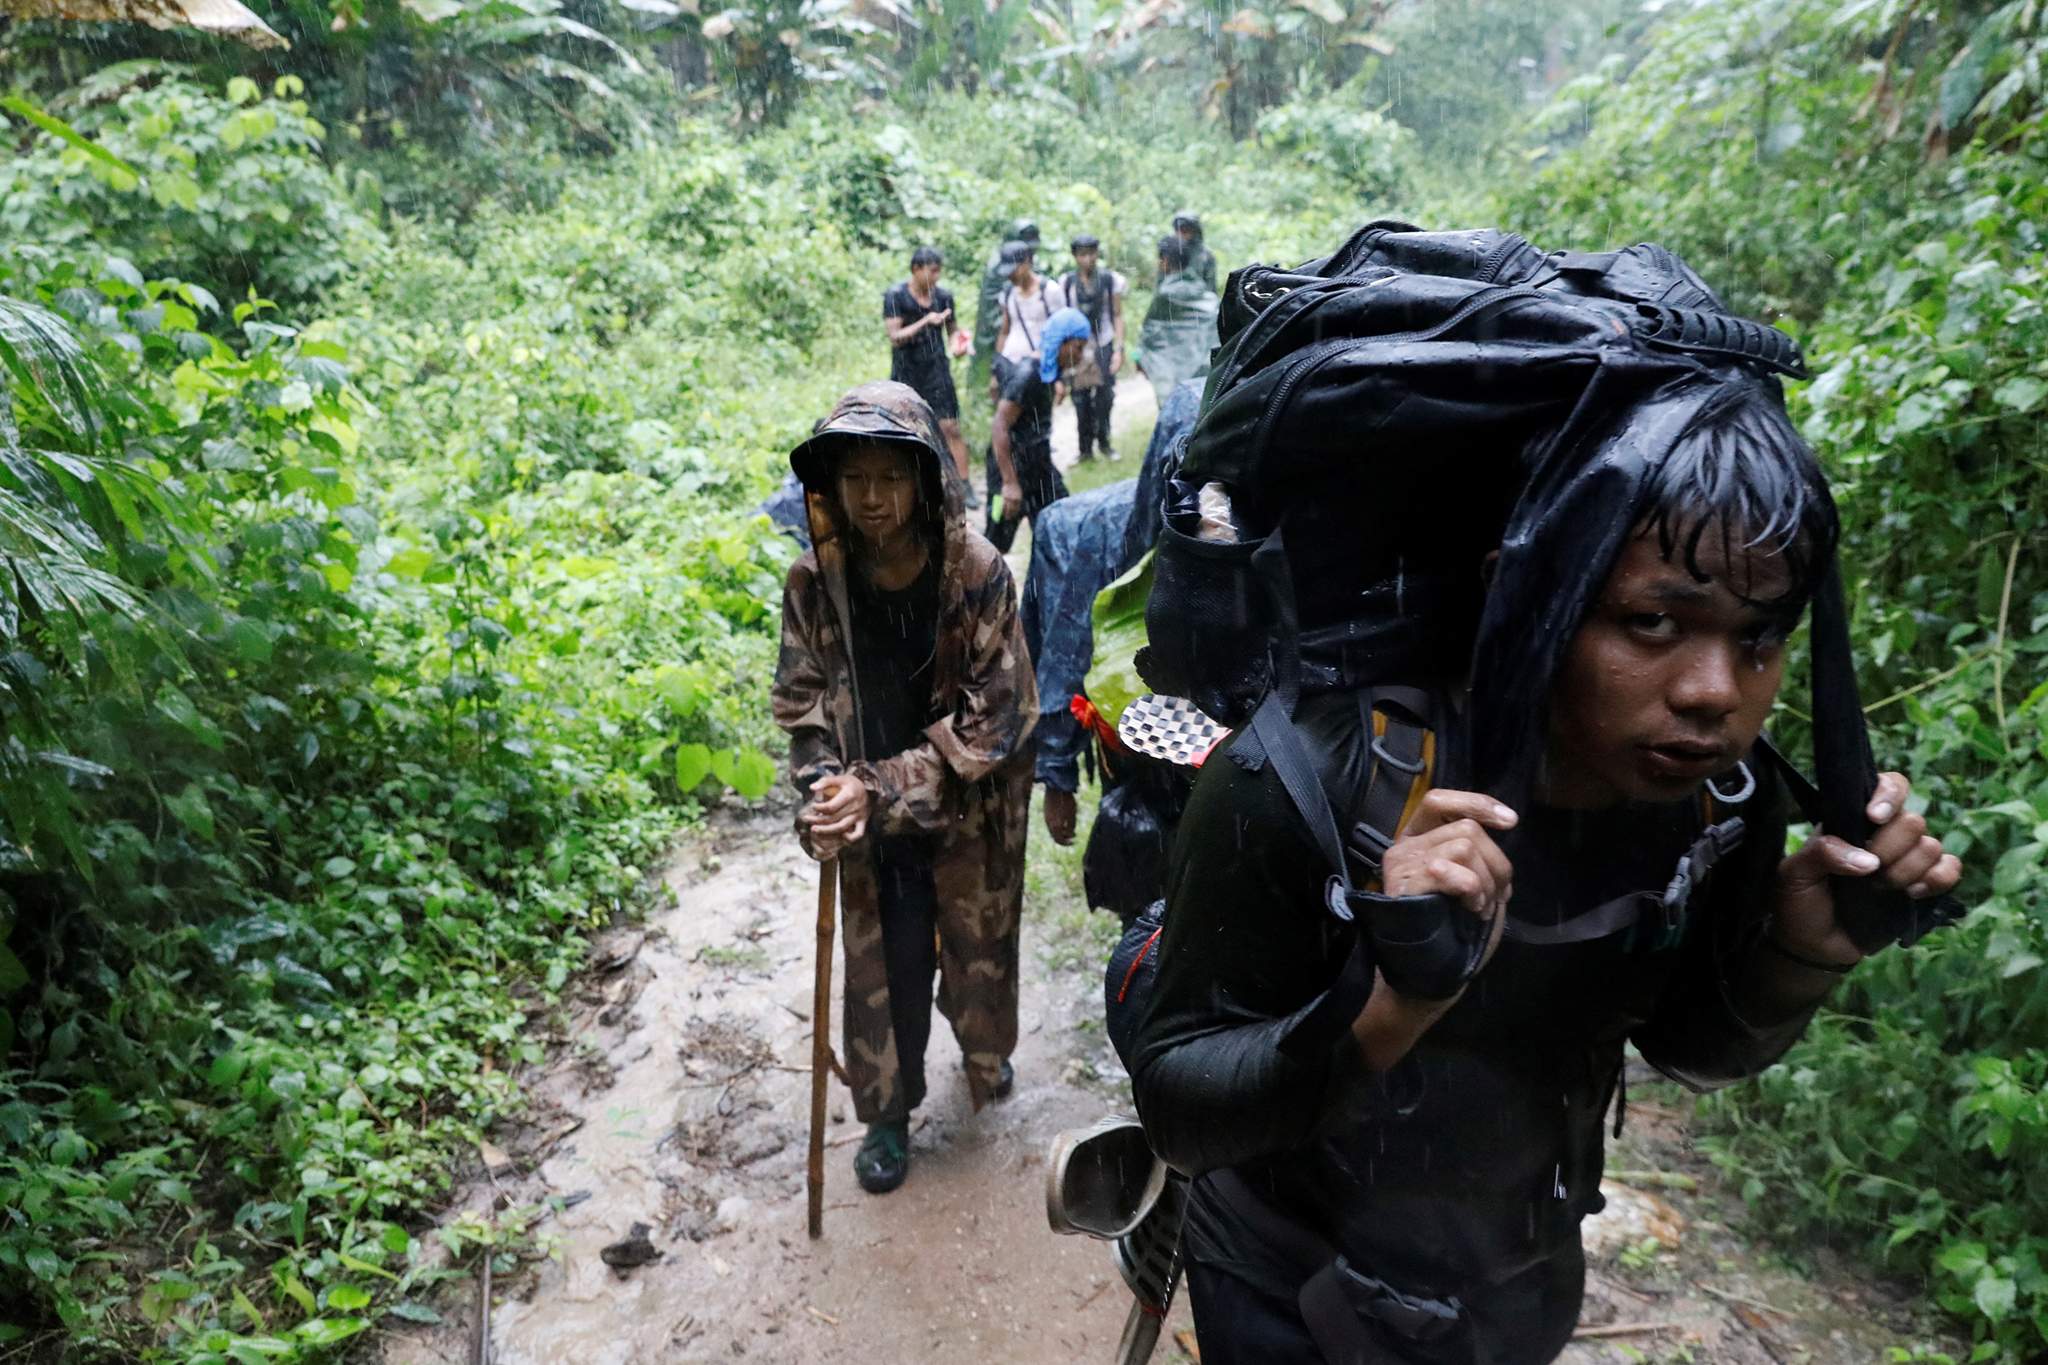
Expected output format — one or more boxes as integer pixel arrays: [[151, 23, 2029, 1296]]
[[0, 96, 140, 189], [0, 943, 28, 993], [730, 748, 777, 800], [675, 741, 713, 791]]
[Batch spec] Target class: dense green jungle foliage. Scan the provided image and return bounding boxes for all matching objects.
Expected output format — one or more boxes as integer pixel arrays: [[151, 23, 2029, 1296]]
[[0, 0, 2043, 1358]]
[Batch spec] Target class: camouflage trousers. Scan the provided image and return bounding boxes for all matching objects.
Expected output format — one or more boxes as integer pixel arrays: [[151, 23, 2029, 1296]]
[[833, 769, 1029, 1123]]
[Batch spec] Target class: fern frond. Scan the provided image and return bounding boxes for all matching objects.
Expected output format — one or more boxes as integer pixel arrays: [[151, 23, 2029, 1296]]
[[0, 295, 102, 453]]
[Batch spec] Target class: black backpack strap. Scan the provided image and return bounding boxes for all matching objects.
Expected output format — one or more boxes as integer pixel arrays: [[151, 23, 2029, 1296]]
[[1754, 730, 1963, 950], [1502, 816, 1747, 949], [1503, 893, 1655, 948], [1249, 693, 1355, 917]]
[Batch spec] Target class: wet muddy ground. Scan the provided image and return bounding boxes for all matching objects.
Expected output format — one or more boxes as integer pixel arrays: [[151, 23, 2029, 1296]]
[[372, 385, 1958, 1364]]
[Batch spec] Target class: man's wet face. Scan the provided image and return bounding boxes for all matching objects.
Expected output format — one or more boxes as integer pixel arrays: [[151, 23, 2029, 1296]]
[[1074, 247, 1099, 274], [1010, 255, 1035, 286], [1543, 526, 1798, 808], [835, 445, 920, 549], [912, 261, 942, 290]]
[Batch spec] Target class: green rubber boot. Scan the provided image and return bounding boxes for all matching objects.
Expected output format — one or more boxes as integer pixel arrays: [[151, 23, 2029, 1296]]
[[853, 1119, 910, 1194]]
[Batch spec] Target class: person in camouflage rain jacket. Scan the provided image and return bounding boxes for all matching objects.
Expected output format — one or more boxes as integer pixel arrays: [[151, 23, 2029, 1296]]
[[771, 380, 1038, 1194]]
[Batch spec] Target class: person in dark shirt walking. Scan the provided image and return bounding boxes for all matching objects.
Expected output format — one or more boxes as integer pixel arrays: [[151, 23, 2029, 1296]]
[[883, 246, 973, 494], [1127, 394, 1963, 1363], [986, 306, 1091, 554], [1060, 233, 1128, 462]]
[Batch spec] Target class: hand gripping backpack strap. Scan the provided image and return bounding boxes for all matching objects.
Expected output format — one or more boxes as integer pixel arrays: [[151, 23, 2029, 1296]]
[[1231, 529, 1493, 1059], [1336, 688, 1496, 1003]]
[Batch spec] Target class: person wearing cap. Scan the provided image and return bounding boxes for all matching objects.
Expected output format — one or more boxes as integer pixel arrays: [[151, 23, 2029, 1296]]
[[771, 380, 1039, 1195], [1172, 210, 1218, 292], [882, 245, 974, 493], [973, 220, 1041, 391], [993, 241, 1068, 396], [1060, 234, 1129, 463], [986, 306, 1092, 555]]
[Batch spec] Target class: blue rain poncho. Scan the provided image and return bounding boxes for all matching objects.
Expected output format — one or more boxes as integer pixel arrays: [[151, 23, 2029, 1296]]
[[1019, 379, 1201, 791]]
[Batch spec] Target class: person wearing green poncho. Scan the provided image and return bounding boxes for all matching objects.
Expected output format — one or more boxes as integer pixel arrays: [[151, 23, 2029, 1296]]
[[1134, 235, 1221, 407], [1172, 210, 1218, 293]]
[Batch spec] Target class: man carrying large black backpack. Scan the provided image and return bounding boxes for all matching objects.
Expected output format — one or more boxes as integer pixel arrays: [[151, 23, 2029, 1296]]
[[1118, 225, 1964, 1363]]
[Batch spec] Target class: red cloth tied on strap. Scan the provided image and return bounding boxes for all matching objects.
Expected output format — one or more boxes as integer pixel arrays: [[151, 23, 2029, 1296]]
[[1070, 693, 1124, 754]]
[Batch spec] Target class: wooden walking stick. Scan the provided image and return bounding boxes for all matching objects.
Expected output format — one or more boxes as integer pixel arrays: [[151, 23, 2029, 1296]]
[[807, 855, 838, 1239]]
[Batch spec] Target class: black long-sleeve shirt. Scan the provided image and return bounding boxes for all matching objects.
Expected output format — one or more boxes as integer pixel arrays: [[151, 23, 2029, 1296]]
[[1128, 693, 1824, 1358]]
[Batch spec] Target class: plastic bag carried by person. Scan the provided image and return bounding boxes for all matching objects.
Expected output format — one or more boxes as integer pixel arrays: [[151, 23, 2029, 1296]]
[[1084, 775, 1172, 923]]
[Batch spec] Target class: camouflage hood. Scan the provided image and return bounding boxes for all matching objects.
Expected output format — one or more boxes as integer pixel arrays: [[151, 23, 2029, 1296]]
[[788, 379, 963, 557]]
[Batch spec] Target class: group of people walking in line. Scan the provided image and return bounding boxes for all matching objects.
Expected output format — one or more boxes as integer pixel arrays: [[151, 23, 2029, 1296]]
[[782, 211, 1222, 1195], [765, 214, 1964, 1364], [879, 213, 1222, 551]]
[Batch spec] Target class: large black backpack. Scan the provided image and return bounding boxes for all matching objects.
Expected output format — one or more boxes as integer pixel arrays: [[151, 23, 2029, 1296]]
[[1144, 221, 1807, 729], [1134, 222, 1954, 1013]]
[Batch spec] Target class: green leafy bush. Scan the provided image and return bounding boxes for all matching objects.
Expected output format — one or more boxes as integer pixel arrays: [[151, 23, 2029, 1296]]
[[1, 69, 375, 305], [1254, 92, 1413, 198], [0, 86, 802, 1359]]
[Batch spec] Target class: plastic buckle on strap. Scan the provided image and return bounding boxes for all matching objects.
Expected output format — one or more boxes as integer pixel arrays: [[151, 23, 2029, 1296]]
[[1370, 732, 1427, 776], [1349, 820, 1394, 869], [1325, 875, 1353, 923], [1658, 864, 1692, 932]]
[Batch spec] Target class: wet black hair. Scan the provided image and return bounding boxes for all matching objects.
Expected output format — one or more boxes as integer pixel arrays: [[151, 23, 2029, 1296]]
[[1637, 385, 1839, 613], [1157, 236, 1188, 271], [999, 239, 1035, 268], [1071, 233, 1101, 252], [910, 245, 943, 269], [1172, 211, 1201, 236]]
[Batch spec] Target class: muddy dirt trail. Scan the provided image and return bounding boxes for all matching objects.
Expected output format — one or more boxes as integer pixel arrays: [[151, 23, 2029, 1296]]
[[380, 807, 1187, 1364]]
